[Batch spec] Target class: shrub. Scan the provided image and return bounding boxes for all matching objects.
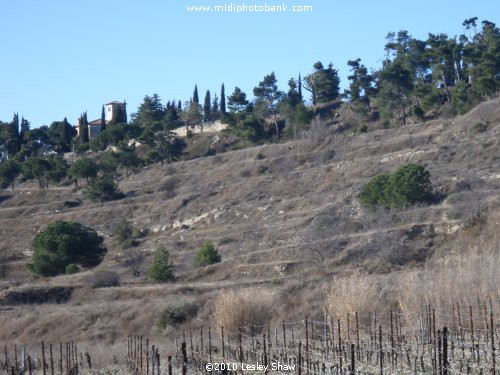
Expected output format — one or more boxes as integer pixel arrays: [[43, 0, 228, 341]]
[[65, 264, 80, 274], [148, 246, 175, 282], [359, 173, 390, 207], [359, 164, 432, 208], [28, 221, 107, 277], [193, 240, 221, 268], [85, 176, 124, 202], [90, 269, 121, 288], [156, 300, 198, 330], [114, 219, 136, 246]]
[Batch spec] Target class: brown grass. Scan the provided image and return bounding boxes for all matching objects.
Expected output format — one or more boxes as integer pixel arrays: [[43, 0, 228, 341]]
[[212, 288, 275, 333]]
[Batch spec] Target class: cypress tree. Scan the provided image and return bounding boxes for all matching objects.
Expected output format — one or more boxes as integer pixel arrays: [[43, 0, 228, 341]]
[[82, 112, 89, 144], [193, 84, 199, 104], [203, 90, 211, 122], [101, 105, 106, 131], [211, 94, 220, 120], [298, 73, 303, 100], [178, 100, 182, 111], [220, 83, 226, 114]]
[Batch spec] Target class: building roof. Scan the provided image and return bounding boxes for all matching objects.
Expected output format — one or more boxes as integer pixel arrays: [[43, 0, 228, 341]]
[[88, 119, 106, 125], [105, 101, 125, 106]]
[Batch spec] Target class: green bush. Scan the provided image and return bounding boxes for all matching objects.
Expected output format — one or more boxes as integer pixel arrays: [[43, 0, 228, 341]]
[[85, 176, 124, 202], [148, 246, 175, 282], [28, 221, 107, 276], [156, 301, 198, 330], [65, 264, 80, 274], [360, 164, 432, 208], [114, 219, 136, 245], [193, 240, 221, 268]]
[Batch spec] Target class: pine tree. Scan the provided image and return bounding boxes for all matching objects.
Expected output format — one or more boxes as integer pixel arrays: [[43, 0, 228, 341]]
[[193, 85, 199, 104], [203, 90, 211, 122], [220, 83, 226, 114], [178, 100, 182, 111], [20, 117, 30, 142]]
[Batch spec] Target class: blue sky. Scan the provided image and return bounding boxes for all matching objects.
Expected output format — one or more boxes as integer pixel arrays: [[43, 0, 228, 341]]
[[0, 0, 497, 127]]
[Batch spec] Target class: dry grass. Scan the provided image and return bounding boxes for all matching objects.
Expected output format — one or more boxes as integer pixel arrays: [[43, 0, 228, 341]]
[[323, 274, 384, 320], [212, 288, 275, 333], [396, 245, 500, 326]]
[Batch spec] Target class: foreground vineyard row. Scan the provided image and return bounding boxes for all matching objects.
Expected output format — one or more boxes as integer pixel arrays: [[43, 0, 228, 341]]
[[2, 304, 498, 374]]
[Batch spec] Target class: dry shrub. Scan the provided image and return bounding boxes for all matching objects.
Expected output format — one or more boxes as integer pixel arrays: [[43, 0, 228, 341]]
[[324, 274, 383, 320], [212, 288, 275, 333], [397, 248, 500, 327]]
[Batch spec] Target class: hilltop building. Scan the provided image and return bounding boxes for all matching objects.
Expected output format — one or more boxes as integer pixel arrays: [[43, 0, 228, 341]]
[[76, 101, 127, 140]]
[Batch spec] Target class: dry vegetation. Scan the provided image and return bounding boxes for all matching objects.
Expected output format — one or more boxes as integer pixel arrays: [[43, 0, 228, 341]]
[[0, 98, 499, 354]]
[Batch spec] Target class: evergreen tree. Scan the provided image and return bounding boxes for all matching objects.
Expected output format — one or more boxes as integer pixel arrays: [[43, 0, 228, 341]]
[[253, 72, 284, 137], [148, 246, 175, 282], [101, 105, 106, 131], [178, 100, 182, 111], [220, 83, 226, 114], [20, 117, 30, 142], [193, 84, 199, 104], [298, 73, 303, 101], [0, 159, 21, 190], [211, 94, 220, 120], [303, 62, 340, 104], [203, 90, 211, 122]]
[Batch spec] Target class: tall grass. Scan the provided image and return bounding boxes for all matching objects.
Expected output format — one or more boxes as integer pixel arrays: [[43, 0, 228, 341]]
[[212, 288, 275, 333]]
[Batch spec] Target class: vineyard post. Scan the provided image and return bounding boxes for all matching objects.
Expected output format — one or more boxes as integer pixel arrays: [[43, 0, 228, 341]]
[[221, 326, 225, 360], [379, 325, 383, 375], [14, 344, 17, 371], [263, 334, 268, 375], [28, 355, 32, 375], [146, 338, 150, 375], [305, 317, 309, 375], [298, 342, 302, 375], [283, 321, 287, 349], [390, 310, 394, 367], [41, 341, 46, 375], [437, 330, 442, 375], [443, 327, 448, 375], [4, 345, 7, 368], [350, 344, 355, 375], [168, 355, 172, 375], [182, 342, 188, 375], [355, 312, 360, 361], [251, 324, 255, 351], [291, 320, 295, 347], [156, 350, 160, 375], [59, 343, 62, 375], [151, 345, 155, 375], [338, 319, 342, 373], [49, 343, 54, 375], [140, 336, 143, 373], [491, 309, 496, 375], [239, 329, 243, 374], [331, 316, 335, 352], [433, 308, 437, 375]]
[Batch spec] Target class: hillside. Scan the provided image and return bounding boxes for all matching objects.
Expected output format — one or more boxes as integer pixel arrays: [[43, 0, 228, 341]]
[[0, 98, 499, 346]]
